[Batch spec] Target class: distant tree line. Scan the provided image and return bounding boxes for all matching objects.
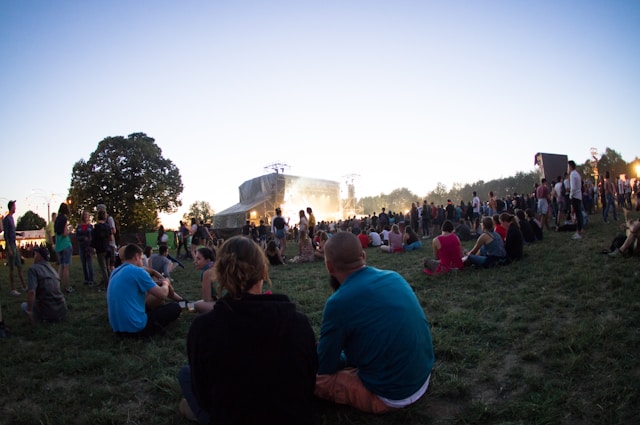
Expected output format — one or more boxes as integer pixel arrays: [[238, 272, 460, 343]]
[[354, 147, 638, 214]]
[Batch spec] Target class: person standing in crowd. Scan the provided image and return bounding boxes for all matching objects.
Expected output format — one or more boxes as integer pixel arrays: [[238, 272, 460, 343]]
[[92, 209, 112, 290], [307, 207, 316, 239], [298, 210, 308, 238], [536, 178, 551, 231], [272, 208, 288, 257], [569, 160, 584, 240], [75, 210, 95, 287], [96, 204, 117, 271], [421, 200, 430, 238], [472, 191, 481, 233], [176, 220, 190, 259], [45, 212, 58, 263], [54, 202, 73, 294], [157, 225, 185, 269], [178, 236, 317, 424], [603, 171, 618, 223], [315, 231, 434, 413], [189, 218, 200, 259], [258, 219, 268, 249], [410, 202, 419, 234], [552, 175, 566, 227], [377, 207, 389, 232], [22, 246, 67, 324], [3, 200, 27, 296]]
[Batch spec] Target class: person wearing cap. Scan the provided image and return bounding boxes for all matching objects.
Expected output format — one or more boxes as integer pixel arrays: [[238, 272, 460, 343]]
[[315, 231, 435, 413], [22, 246, 67, 324], [2, 200, 27, 296]]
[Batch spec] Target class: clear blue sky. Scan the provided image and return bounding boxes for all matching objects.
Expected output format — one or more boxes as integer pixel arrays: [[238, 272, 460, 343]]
[[1, 0, 638, 226]]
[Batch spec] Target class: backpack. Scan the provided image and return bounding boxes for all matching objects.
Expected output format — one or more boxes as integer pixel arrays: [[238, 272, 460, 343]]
[[273, 216, 285, 230], [91, 222, 110, 252]]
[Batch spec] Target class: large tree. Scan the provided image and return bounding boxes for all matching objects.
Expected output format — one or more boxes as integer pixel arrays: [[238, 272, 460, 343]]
[[597, 147, 627, 179], [182, 200, 215, 224], [68, 132, 183, 233], [16, 210, 46, 231]]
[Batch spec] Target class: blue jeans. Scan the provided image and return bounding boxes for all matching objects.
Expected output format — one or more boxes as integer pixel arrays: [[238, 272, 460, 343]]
[[57, 246, 73, 265], [603, 193, 617, 222], [178, 365, 211, 424], [403, 241, 423, 251], [78, 244, 94, 283]]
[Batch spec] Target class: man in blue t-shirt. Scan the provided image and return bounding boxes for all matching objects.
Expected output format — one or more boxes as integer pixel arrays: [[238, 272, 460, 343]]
[[315, 232, 434, 413], [107, 244, 181, 337]]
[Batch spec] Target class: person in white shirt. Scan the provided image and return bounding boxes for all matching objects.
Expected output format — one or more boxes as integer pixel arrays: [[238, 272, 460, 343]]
[[368, 229, 382, 247]]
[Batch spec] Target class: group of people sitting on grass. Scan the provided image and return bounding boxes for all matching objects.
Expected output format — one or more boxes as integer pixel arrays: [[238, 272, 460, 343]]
[[422, 209, 547, 275], [98, 224, 432, 423], [177, 232, 434, 424], [93, 228, 433, 423]]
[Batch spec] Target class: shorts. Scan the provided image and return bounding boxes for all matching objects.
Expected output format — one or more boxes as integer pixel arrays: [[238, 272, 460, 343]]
[[275, 229, 286, 239], [7, 244, 22, 268], [537, 198, 549, 215], [57, 246, 73, 265]]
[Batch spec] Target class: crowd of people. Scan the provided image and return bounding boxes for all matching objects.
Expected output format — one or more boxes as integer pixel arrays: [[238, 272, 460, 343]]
[[1, 158, 638, 423]]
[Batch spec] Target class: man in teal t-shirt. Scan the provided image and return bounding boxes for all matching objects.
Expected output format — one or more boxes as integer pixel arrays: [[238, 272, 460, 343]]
[[315, 232, 434, 413]]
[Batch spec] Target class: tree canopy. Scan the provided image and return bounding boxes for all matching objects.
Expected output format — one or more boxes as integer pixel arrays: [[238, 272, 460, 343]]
[[182, 200, 215, 224], [16, 210, 46, 231], [67, 132, 183, 233]]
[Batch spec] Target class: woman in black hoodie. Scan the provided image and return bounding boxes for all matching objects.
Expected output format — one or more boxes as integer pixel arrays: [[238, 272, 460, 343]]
[[178, 236, 318, 425]]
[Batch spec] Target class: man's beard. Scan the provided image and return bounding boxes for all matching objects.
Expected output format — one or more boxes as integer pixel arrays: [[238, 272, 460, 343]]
[[329, 275, 341, 292]]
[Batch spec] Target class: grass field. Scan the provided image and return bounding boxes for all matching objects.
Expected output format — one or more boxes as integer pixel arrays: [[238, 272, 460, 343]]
[[1, 214, 638, 425]]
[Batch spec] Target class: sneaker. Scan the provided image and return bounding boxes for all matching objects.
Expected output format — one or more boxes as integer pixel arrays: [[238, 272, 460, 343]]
[[9, 289, 20, 296], [572, 233, 582, 240], [608, 248, 622, 258], [65, 287, 75, 294]]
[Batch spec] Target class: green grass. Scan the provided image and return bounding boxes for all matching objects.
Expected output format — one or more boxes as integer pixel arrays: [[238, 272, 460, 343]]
[[1, 215, 639, 424]]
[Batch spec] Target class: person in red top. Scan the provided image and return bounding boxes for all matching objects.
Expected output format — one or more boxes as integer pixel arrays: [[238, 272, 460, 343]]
[[356, 229, 370, 249], [493, 214, 507, 241], [422, 220, 464, 275]]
